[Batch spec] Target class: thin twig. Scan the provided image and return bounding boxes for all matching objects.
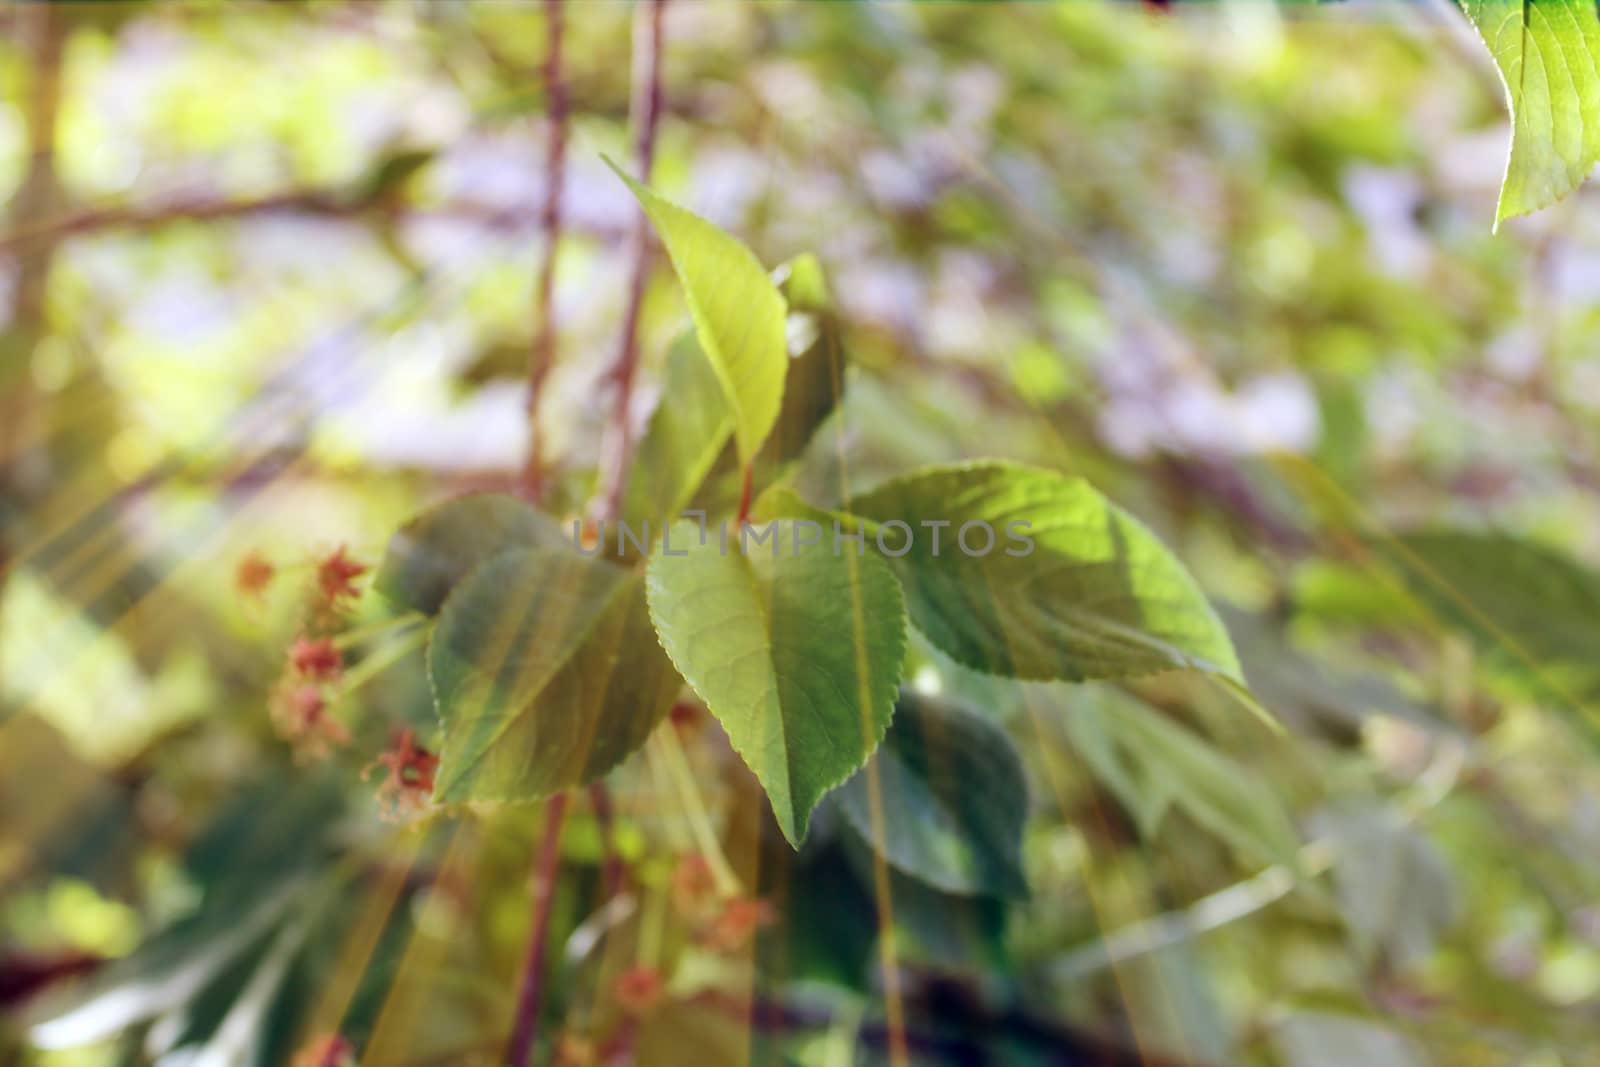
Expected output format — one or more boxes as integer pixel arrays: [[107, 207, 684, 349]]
[[587, 780, 625, 898], [522, 0, 571, 502], [506, 7, 667, 1061], [506, 791, 572, 1067], [1051, 860, 1308, 985], [592, 0, 669, 523]]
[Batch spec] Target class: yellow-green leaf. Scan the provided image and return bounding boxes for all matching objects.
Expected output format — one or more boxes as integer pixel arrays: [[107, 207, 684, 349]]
[[1461, 0, 1600, 224], [606, 158, 788, 466]]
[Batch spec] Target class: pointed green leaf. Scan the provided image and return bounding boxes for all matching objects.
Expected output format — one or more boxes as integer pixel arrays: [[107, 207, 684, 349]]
[[1386, 530, 1600, 711], [429, 548, 679, 803], [678, 255, 851, 521], [645, 519, 906, 845], [762, 253, 846, 477], [376, 493, 566, 615], [621, 330, 735, 528], [836, 689, 1029, 898], [1309, 803, 1457, 969], [681, 253, 850, 517], [1461, 0, 1600, 224], [821, 461, 1242, 684], [606, 158, 788, 466], [1064, 687, 1299, 867]]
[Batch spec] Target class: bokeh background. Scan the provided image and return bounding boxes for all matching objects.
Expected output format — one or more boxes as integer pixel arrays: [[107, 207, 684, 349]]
[[5, 2, 1600, 1065]]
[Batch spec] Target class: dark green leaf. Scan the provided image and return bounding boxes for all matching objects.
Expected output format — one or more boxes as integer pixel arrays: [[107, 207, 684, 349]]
[[772, 461, 1243, 685], [429, 548, 679, 803], [836, 689, 1029, 898], [1390, 530, 1600, 704], [375, 493, 566, 615], [622, 330, 736, 529], [1063, 686, 1299, 866]]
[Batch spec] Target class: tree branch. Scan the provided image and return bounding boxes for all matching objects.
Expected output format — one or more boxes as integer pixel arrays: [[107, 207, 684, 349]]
[[591, 0, 669, 523], [0, 190, 625, 259], [521, 0, 571, 502], [506, 791, 572, 1067]]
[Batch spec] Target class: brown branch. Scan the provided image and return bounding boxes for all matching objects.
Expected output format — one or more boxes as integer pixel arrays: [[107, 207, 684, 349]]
[[505, 10, 669, 1061], [592, 0, 669, 523], [521, 0, 571, 502], [506, 791, 571, 1067], [0, 191, 626, 258]]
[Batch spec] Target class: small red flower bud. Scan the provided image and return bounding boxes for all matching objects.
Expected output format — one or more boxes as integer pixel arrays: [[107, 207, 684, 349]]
[[670, 853, 718, 920], [289, 636, 342, 681], [704, 896, 776, 953], [369, 728, 440, 818], [316, 545, 368, 606], [235, 551, 275, 599], [613, 964, 663, 1015], [271, 685, 350, 759]]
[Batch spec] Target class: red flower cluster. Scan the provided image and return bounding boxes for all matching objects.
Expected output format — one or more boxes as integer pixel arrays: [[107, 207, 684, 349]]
[[668, 852, 776, 953], [704, 897, 777, 953], [235, 550, 276, 599], [270, 684, 350, 760], [670, 853, 718, 919], [369, 729, 439, 819], [258, 546, 371, 760], [289, 636, 342, 681], [613, 964, 664, 1015], [317, 545, 368, 607]]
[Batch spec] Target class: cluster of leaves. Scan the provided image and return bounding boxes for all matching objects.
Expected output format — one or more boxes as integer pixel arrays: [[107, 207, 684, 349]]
[[375, 174, 1247, 881]]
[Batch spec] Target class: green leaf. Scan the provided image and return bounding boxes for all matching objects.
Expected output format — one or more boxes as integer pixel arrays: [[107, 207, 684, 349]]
[[606, 158, 788, 466], [1460, 0, 1600, 224], [682, 253, 850, 518], [621, 329, 735, 528], [835, 689, 1029, 898], [762, 253, 846, 476], [1388, 530, 1600, 704], [429, 548, 679, 803], [375, 493, 566, 615], [790, 461, 1242, 685], [645, 519, 907, 845], [839, 833, 1011, 973], [1309, 803, 1457, 969], [1063, 686, 1300, 867]]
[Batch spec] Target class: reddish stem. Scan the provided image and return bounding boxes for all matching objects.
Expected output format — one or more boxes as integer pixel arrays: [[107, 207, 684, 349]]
[[521, 0, 570, 502], [505, 791, 571, 1067], [588, 780, 626, 898], [737, 464, 754, 526], [592, 0, 669, 522], [507, 6, 668, 1063]]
